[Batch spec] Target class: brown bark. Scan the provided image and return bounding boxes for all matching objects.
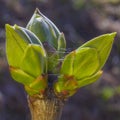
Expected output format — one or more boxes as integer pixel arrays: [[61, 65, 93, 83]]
[[28, 91, 64, 120]]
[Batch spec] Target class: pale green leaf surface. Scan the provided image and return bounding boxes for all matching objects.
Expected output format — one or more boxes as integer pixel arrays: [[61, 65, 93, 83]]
[[36, 8, 60, 36], [77, 71, 102, 88], [47, 22, 58, 49], [20, 44, 46, 77], [54, 76, 78, 98], [54, 75, 68, 93], [26, 9, 60, 50], [25, 85, 40, 95], [6, 24, 28, 67], [23, 27, 43, 45], [79, 32, 116, 70], [27, 15, 50, 43], [74, 47, 100, 79], [10, 67, 35, 85], [54, 80, 64, 93], [60, 51, 75, 75], [15, 25, 43, 45], [61, 47, 100, 79], [57, 33, 66, 57], [54, 71, 102, 94], [14, 25, 31, 43], [29, 76, 47, 91], [63, 79, 78, 91]]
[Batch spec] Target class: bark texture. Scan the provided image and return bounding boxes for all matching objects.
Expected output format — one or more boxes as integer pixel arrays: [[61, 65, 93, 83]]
[[28, 91, 64, 120]]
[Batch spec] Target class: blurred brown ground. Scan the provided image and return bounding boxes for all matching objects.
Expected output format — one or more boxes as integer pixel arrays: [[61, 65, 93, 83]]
[[0, 0, 120, 120]]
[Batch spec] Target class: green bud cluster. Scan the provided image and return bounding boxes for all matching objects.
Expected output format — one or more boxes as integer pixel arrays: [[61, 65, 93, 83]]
[[6, 8, 116, 98]]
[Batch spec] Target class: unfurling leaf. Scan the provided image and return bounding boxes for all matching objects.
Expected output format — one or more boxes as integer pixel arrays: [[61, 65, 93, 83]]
[[10, 67, 35, 85], [25, 75, 47, 95], [73, 47, 99, 79], [54, 32, 116, 98], [14, 25, 43, 45], [54, 75, 78, 98], [26, 9, 66, 73], [20, 44, 47, 77], [79, 32, 116, 70], [26, 8, 60, 49], [6, 24, 48, 96], [60, 47, 99, 79], [77, 70, 103, 88], [6, 24, 28, 67]]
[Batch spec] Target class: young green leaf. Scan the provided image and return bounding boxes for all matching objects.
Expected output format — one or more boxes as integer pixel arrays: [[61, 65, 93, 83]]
[[73, 47, 99, 79], [60, 47, 100, 79], [14, 25, 32, 43], [54, 71, 102, 98], [79, 32, 116, 70], [57, 33, 66, 58], [55, 33, 116, 97], [26, 13, 50, 43], [34, 8, 60, 39], [77, 70, 102, 88], [26, 8, 61, 50], [60, 32, 116, 79], [60, 51, 75, 75], [10, 66, 35, 85], [14, 25, 43, 45], [25, 85, 40, 95], [54, 75, 78, 98], [47, 22, 58, 49], [26, 9, 67, 74], [24, 75, 47, 96], [6, 24, 28, 67], [20, 44, 47, 77], [28, 75, 47, 92]]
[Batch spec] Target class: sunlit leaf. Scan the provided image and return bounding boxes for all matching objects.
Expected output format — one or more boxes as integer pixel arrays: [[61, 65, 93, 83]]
[[54, 75, 78, 98], [54, 71, 102, 98], [73, 47, 99, 79], [25, 75, 48, 95], [79, 32, 116, 70], [55, 33, 116, 97], [25, 85, 40, 95], [61, 47, 99, 79], [29, 75, 47, 91], [10, 66, 35, 85], [20, 44, 47, 77], [60, 51, 75, 75], [6, 24, 28, 67], [77, 70, 103, 87]]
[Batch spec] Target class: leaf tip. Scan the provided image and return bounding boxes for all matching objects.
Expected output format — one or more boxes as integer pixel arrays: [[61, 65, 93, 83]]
[[34, 8, 40, 14], [109, 32, 117, 39], [99, 70, 103, 75], [5, 24, 12, 31], [34, 8, 43, 17]]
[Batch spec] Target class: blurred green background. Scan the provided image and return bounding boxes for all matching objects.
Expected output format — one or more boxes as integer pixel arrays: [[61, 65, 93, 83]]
[[0, 0, 120, 120]]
